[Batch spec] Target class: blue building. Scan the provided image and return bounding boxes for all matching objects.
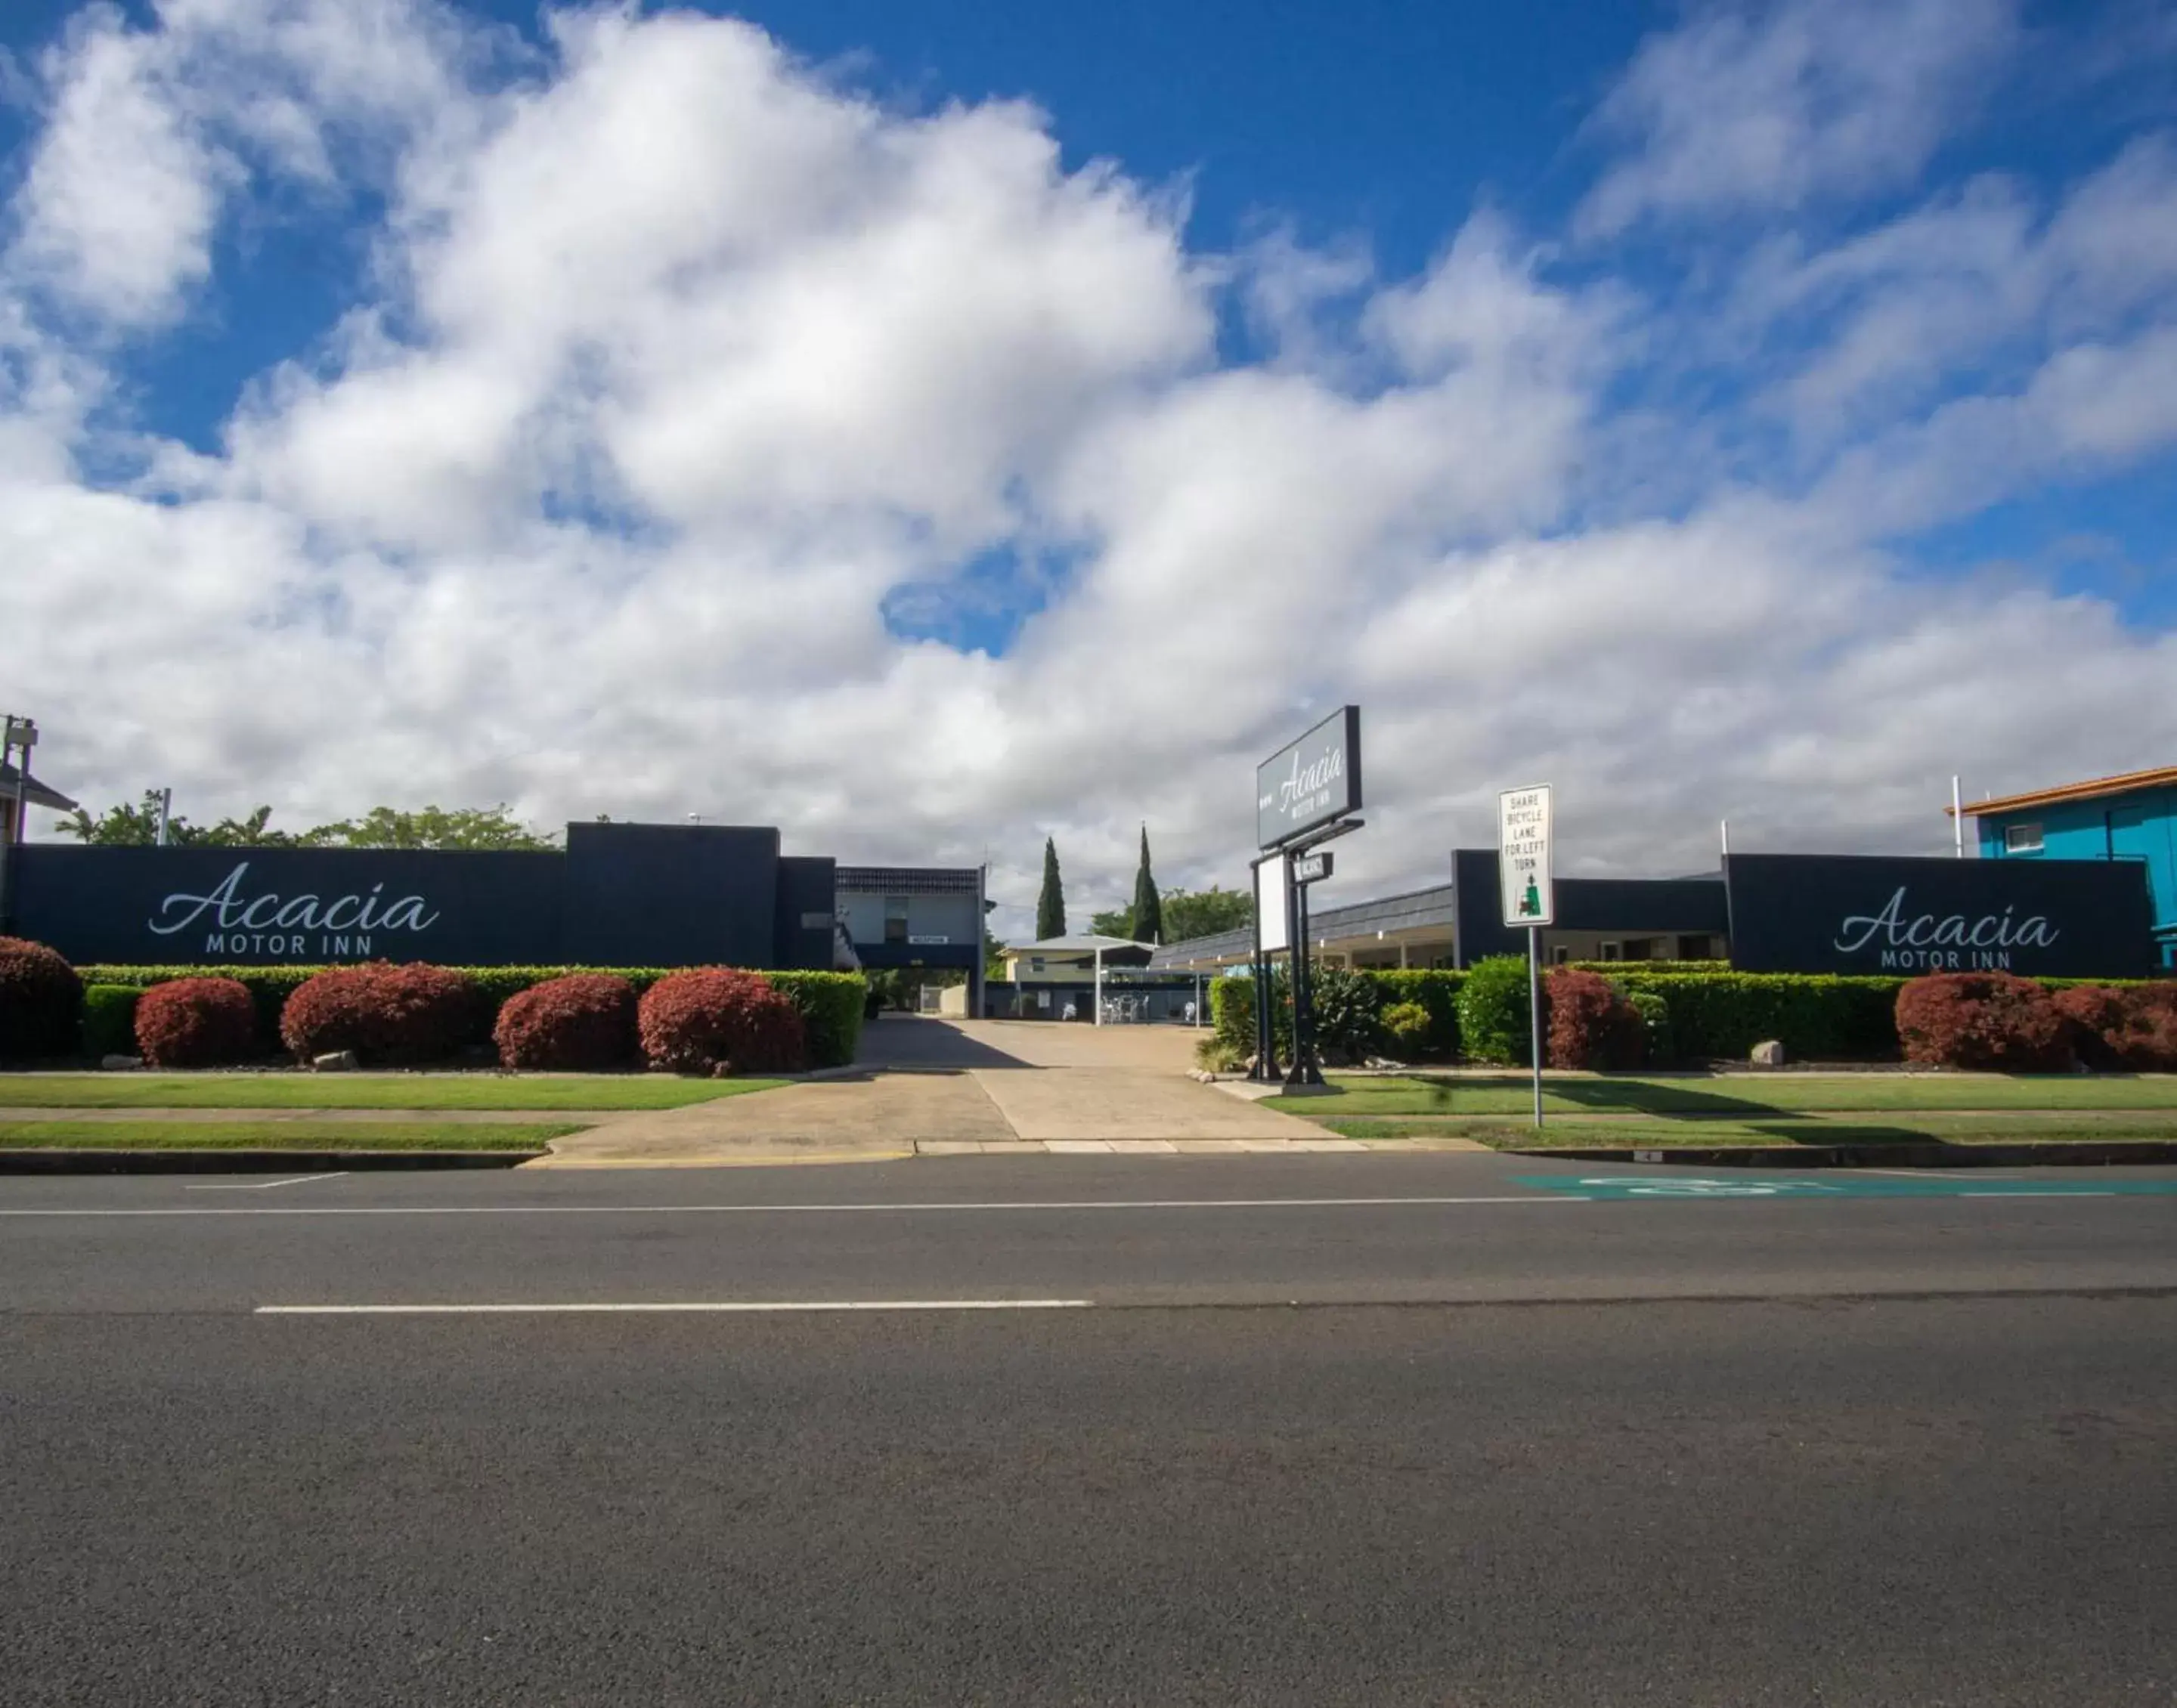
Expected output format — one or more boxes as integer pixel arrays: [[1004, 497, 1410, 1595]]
[[1963, 766, 2177, 970]]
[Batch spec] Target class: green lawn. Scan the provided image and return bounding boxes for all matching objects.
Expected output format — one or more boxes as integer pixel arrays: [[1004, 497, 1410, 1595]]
[[1318, 1112, 2177, 1148], [0, 1121, 582, 1150], [1274, 1072, 2177, 1119], [0, 1074, 788, 1111]]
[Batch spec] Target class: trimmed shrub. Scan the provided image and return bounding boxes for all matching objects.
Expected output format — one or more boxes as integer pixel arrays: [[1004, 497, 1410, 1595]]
[[0, 936, 83, 1061], [82, 983, 144, 1059], [1545, 968, 1647, 1070], [767, 971, 866, 1069], [493, 973, 639, 1071], [1895, 972, 2073, 1072], [1308, 963, 1382, 1065], [1457, 955, 1537, 1066], [280, 962, 481, 1066], [135, 976, 257, 1068], [82, 963, 868, 1069], [1625, 989, 1676, 1066], [1607, 971, 1904, 1061], [1380, 1001, 1432, 1059], [2055, 984, 2177, 1072], [639, 968, 807, 1075], [1358, 970, 1464, 1059]]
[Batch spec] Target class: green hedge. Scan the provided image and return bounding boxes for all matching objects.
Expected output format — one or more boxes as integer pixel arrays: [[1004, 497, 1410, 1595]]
[[1603, 971, 1903, 1060], [81, 984, 144, 1058], [76, 964, 867, 1069], [1353, 970, 1465, 1060]]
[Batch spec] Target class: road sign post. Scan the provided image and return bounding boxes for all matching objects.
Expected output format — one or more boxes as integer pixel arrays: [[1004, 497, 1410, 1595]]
[[1500, 785, 1555, 1129]]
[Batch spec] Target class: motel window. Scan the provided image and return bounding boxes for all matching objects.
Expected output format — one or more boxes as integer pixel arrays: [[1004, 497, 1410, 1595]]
[[1599, 942, 1623, 962], [884, 896, 909, 942], [2004, 822, 2045, 855]]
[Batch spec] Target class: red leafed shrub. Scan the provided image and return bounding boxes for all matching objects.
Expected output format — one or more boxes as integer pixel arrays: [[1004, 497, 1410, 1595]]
[[1544, 968, 1646, 1070], [0, 936, 83, 1061], [134, 976, 257, 1068], [2055, 984, 2177, 1072], [638, 968, 807, 1075], [494, 973, 639, 1071], [1894, 972, 2072, 1071], [280, 962, 480, 1066]]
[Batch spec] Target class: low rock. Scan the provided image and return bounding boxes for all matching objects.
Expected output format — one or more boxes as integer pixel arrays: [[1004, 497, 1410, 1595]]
[[1750, 1039, 1787, 1068], [312, 1050, 360, 1072], [100, 1054, 144, 1072]]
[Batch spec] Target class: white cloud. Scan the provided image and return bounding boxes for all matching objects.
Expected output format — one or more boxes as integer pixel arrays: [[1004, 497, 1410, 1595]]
[[1578, 0, 2021, 237], [3, 0, 2175, 939]]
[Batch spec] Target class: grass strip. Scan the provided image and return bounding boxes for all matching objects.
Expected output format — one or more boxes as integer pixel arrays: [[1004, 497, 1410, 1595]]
[[1317, 1113, 2177, 1147], [0, 1075, 787, 1112], [1278, 1072, 2177, 1119], [0, 1121, 584, 1151]]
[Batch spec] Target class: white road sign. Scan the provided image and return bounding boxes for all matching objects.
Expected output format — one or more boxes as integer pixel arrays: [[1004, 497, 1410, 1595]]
[[1255, 856, 1290, 952], [1498, 784, 1555, 927]]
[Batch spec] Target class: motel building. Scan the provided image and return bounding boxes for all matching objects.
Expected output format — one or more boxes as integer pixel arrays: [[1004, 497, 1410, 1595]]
[[989, 934, 1210, 1023], [1960, 764, 2177, 971], [1151, 775, 2172, 986]]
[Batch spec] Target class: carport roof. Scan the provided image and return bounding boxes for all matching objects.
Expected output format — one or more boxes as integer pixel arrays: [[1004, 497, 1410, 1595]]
[[1010, 933, 1154, 955], [1148, 883, 1457, 970], [0, 762, 75, 812]]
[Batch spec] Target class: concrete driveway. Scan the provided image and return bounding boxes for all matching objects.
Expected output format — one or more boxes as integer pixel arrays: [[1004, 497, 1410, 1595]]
[[537, 1016, 1330, 1165]]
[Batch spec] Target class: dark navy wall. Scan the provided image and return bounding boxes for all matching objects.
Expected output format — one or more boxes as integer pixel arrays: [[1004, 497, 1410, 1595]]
[[11, 822, 834, 970], [1451, 849, 1728, 966], [12, 845, 565, 966], [773, 856, 838, 970], [559, 822, 776, 968], [1725, 852, 2154, 978]]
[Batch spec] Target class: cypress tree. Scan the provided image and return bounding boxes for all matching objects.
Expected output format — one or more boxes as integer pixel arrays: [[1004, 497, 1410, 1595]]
[[1130, 825, 1163, 945], [1036, 837, 1067, 941]]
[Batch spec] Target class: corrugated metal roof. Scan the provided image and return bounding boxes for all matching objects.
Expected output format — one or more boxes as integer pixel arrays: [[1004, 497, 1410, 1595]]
[[836, 866, 980, 894], [1147, 883, 1457, 970]]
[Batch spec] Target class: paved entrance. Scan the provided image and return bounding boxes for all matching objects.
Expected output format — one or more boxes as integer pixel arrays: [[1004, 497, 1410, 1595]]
[[535, 1016, 1330, 1166]]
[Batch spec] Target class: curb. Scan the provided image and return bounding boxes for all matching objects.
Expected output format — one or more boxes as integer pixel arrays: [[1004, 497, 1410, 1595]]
[[0, 1149, 543, 1175], [1508, 1142, 2177, 1170]]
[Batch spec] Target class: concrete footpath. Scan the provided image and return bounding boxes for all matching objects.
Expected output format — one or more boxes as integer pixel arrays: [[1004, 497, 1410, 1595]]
[[533, 1016, 1354, 1166]]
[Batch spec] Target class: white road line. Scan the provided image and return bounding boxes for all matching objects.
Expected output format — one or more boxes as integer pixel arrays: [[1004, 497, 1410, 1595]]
[[184, 1172, 350, 1193], [256, 1299, 1095, 1315], [1962, 1190, 2117, 1199], [1862, 1169, 2021, 1180], [0, 1195, 1589, 1218]]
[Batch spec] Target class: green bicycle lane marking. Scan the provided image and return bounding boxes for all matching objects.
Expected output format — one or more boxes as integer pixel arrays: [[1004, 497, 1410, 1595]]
[[1514, 1174, 2177, 1200]]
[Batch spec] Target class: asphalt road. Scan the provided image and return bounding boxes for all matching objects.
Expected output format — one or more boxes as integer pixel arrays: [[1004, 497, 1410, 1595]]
[[6, 1155, 2177, 1704]]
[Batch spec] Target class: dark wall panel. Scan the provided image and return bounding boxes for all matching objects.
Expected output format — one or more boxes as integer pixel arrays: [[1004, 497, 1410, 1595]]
[[1725, 852, 2153, 978], [559, 822, 777, 968], [13, 846, 564, 967], [774, 856, 838, 970]]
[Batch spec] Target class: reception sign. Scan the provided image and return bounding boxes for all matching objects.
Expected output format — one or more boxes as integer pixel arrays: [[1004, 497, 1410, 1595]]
[[1723, 852, 2154, 979]]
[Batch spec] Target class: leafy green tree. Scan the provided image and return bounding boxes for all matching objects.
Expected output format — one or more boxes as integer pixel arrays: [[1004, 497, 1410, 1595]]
[[1036, 837, 1067, 941], [1130, 825, 1163, 945], [60, 797, 553, 851], [1088, 905, 1132, 938], [299, 805, 556, 850], [59, 794, 297, 847], [984, 927, 1008, 981], [1159, 884, 1254, 945]]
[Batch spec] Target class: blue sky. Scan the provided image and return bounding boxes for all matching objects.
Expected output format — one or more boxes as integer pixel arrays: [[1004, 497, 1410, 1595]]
[[3, 0, 2175, 927]]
